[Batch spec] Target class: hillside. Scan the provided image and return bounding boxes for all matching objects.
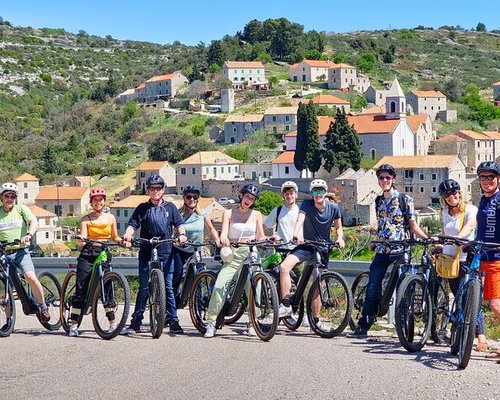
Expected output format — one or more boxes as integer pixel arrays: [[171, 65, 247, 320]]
[[0, 19, 499, 186]]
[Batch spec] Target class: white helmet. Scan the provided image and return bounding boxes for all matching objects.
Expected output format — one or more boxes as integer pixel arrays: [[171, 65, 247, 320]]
[[309, 179, 328, 192], [281, 181, 298, 193], [0, 182, 19, 196]]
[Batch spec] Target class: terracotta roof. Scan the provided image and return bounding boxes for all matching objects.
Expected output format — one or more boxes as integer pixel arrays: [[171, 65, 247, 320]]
[[224, 114, 263, 123], [27, 204, 56, 217], [311, 95, 349, 105], [223, 61, 265, 69], [330, 63, 355, 69], [348, 115, 400, 134], [145, 73, 177, 83], [357, 105, 385, 115], [409, 90, 445, 98], [374, 155, 459, 169], [137, 161, 170, 171], [272, 151, 295, 164], [36, 186, 89, 201], [492, 82, 500, 86], [297, 59, 337, 68], [264, 106, 298, 115], [15, 173, 39, 182], [406, 114, 429, 133], [136, 83, 145, 90], [177, 151, 242, 166], [457, 130, 500, 140], [434, 134, 467, 143]]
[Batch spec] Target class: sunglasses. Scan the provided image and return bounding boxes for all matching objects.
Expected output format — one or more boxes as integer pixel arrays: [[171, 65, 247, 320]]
[[148, 186, 164, 191], [185, 194, 199, 200], [443, 190, 458, 197], [311, 188, 326, 196], [2, 194, 17, 199], [378, 175, 393, 181], [478, 175, 496, 182]]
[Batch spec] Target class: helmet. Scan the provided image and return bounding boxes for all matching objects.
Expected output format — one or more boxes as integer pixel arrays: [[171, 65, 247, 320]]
[[376, 164, 396, 178], [89, 187, 107, 200], [438, 179, 460, 196], [281, 181, 298, 193], [0, 182, 19, 196], [309, 179, 328, 192], [182, 185, 200, 195], [240, 184, 260, 199], [146, 175, 165, 187], [477, 161, 500, 175]]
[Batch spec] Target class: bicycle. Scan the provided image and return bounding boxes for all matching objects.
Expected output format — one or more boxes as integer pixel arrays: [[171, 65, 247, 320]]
[[350, 239, 414, 331], [439, 235, 498, 369], [189, 240, 279, 341], [0, 240, 61, 337], [276, 240, 353, 338], [131, 237, 176, 338], [394, 238, 450, 352], [60, 237, 131, 340]]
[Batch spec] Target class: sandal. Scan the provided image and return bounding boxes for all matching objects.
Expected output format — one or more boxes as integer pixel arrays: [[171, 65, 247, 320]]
[[475, 342, 490, 352], [484, 350, 500, 359]]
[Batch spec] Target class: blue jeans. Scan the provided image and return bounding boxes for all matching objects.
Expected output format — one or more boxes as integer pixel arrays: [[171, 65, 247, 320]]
[[358, 253, 403, 330], [131, 252, 178, 326]]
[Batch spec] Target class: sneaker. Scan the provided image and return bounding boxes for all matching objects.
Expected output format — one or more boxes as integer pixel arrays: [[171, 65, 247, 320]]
[[69, 325, 79, 337], [39, 307, 51, 323], [246, 326, 257, 336], [301, 318, 310, 328], [348, 326, 368, 338], [278, 304, 292, 318], [169, 319, 184, 334], [108, 322, 118, 332], [121, 324, 141, 335], [204, 322, 216, 338]]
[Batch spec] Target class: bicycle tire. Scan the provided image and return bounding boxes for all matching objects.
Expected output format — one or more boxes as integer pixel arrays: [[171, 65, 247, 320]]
[[149, 268, 166, 339], [349, 271, 369, 331], [60, 271, 78, 333], [307, 271, 353, 338], [0, 274, 16, 337], [249, 272, 279, 341], [37, 271, 62, 331], [91, 271, 130, 340], [458, 279, 481, 369], [431, 280, 450, 344], [189, 271, 217, 334], [395, 274, 432, 352]]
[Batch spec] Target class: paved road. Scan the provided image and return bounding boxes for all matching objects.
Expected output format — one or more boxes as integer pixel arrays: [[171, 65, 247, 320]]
[[1, 305, 498, 400]]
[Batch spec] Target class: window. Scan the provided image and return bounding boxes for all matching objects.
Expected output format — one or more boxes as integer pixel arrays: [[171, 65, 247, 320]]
[[213, 167, 217, 177], [124, 210, 128, 217], [117, 223, 121, 230], [431, 173, 437, 180], [432, 187, 437, 193], [419, 173, 424, 180], [272, 116, 277, 122], [285, 166, 290, 174], [370, 149, 376, 160], [45, 232, 49, 239], [221, 167, 224, 173], [69, 204, 74, 213], [420, 187, 424, 193], [405, 186, 413, 193], [24, 193, 28, 200], [140, 171, 145, 178], [233, 127, 237, 133], [228, 166, 232, 173], [181, 168, 186, 175], [24, 182, 28, 188], [116, 210, 121, 217], [404, 169, 413, 178], [285, 115, 290, 122], [192, 168, 196, 174], [285, 125, 290, 132]]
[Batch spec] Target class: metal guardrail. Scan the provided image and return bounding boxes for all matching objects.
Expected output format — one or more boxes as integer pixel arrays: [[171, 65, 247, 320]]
[[33, 257, 370, 280]]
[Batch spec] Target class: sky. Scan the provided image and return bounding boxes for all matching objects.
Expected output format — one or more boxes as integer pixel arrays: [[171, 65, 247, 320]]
[[1, 1, 499, 46]]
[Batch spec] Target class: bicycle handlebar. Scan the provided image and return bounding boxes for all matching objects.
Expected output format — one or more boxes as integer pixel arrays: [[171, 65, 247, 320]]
[[371, 238, 438, 246], [438, 235, 500, 249], [0, 239, 21, 249], [177, 240, 218, 249], [132, 237, 176, 248], [76, 236, 128, 248]]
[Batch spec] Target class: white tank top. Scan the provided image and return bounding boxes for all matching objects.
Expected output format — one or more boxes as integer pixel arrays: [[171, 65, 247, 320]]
[[228, 209, 256, 241]]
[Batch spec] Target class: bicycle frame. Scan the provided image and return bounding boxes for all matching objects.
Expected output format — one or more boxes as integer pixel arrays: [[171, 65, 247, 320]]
[[177, 243, 209, 309], [3, 257, 39, 315]]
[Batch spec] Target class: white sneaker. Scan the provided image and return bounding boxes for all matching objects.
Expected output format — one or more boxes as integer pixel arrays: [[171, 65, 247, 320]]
[[109, 322, 118, 332], [278, 304, 292, 318], [301, 318, 310, 328], [69, 325, 79, 337], [246, 326, 256, 336], [204, 322, 216, 338]]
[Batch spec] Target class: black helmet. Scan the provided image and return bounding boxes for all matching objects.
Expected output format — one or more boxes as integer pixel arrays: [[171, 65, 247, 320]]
[[182, 185, 200, 195], [477, 161, 500, 175], [376, 164, 396, 178], [146, 175, 165, 187], [240, 183, 260, 199], [439, 179, 461, 196]]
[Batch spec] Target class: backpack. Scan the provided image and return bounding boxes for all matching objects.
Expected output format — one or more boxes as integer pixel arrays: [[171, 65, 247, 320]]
[[375, 193, 412, 236], [274, 205, 282, 233]]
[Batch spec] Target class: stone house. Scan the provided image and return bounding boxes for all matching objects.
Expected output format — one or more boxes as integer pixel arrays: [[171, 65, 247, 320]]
[[263, 106, 298, 140], [239, 163, 273, 181], [27, 204, 62, 245], [223, 114, 264, 144], [364, 83, 391, 106], [142, 72, 188, 101], [222, 61, 266, 90], [136, 161, 176, 194], [289, 59, 336, 82], [14, 173, 39, 204], [176, 151, 242, 194], [35, 186, 89, 217], [406, 90, 452, 122], [327, 64, 369, 92], [374, 155, 467, 208]]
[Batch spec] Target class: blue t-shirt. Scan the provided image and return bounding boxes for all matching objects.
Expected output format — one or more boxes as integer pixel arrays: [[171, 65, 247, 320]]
[[476, 191, 500, 261], [300, 199, 341, 242], [127, 199, 184, 261], [177, 211, 206, 253]]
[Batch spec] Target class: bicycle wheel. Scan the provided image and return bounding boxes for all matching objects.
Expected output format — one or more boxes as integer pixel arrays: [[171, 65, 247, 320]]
[[249, 272, 279, 341], [458, 279, 481, 369], [0, 274, 16, 337], [224, 278, 246, 325], [37, 271, 61, 331], [349, 271, 369, 331], [149, 268, 166, 339], [307, 271, 353, 338], [431, 280, 450, 344], [60, 271, 77, 333], [91, 271, 130, 340], [395, 274, 432, 352], [281, 274, 304, 331], [189, 271, 216, 334]]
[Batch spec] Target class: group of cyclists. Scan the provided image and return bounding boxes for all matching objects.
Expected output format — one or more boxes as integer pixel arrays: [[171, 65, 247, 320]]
[[1, 160, 500, 360]]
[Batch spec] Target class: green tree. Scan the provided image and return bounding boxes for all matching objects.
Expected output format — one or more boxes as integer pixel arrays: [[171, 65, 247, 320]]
[[253, 190, 283, 215], [207, 40, 224, 67], [305, 101, 321, 176], [242, 19, 264, 43], [42, 145, 56, 174], [294, 102, 307, 173], [476, 22, 486, 32]]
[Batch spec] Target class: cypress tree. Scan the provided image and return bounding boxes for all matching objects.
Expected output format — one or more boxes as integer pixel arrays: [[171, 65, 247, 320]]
[[293, 102, 307, 173], [305, 101, 321, 176]]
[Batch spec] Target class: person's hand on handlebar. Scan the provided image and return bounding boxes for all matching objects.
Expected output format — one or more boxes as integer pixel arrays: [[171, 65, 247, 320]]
[[270, 233, 281, 243], [123, 233, 133, 243], [292, 235, 304, 245], [336, 237, 345, 249]]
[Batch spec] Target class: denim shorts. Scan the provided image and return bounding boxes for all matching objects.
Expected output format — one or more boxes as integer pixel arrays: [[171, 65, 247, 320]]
[[7, 248, 35, 274], [291, 245, 327, 265]]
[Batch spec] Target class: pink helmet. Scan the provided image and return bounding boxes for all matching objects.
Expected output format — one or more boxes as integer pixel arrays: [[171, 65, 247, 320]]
[[89, 187, 106, 200]]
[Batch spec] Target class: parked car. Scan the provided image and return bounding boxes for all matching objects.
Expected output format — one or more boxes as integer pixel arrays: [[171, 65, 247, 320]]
[[218, 197, 235, 205]]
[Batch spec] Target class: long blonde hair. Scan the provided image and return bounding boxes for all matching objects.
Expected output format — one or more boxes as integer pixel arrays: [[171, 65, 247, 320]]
[[179, 203, 203, 218]]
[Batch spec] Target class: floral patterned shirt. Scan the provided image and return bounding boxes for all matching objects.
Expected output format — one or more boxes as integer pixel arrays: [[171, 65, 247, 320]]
[[375, 191, 415, 254]]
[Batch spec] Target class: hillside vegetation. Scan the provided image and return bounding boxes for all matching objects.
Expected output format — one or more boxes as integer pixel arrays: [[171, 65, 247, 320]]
[[0, 17, 499, 185]]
